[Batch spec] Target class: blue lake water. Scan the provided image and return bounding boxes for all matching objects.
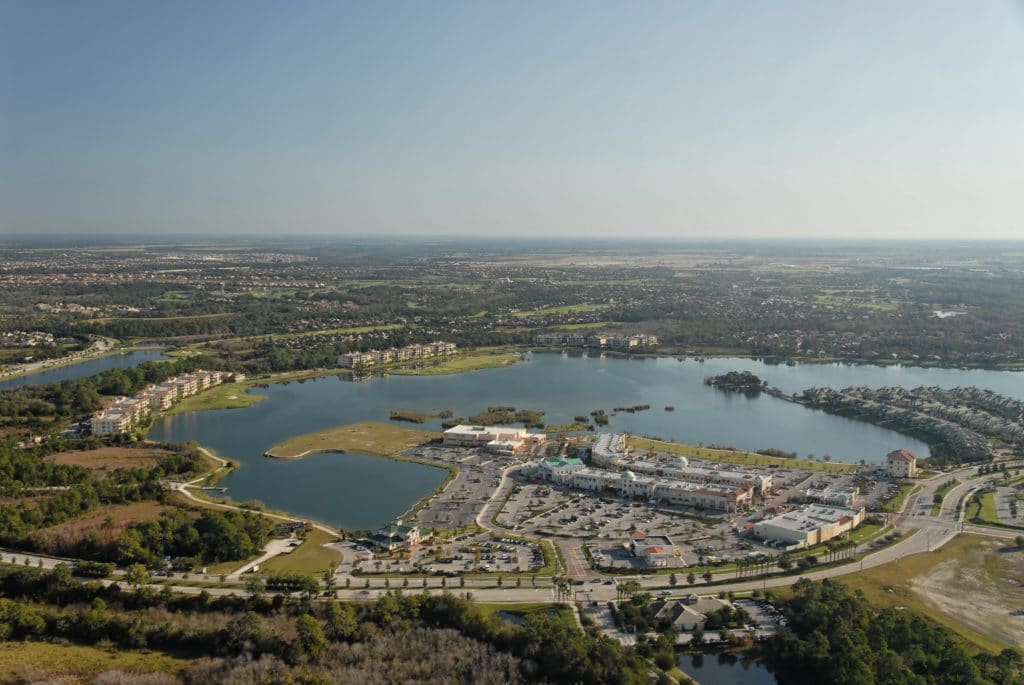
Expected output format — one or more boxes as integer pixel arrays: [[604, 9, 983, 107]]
[[143, 352, 1024, 529], [0, 349, 169, 391]]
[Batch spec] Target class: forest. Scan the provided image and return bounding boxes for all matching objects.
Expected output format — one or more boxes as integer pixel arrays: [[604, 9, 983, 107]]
[[764, 579, 1022, 685]]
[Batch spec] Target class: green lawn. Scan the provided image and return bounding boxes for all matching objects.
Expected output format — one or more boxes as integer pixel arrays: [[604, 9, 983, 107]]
[[627, 437, 858, 473], [261, 528, 342, 575], [266, 420, 439, 459], [930, 479, 961, 515], [390, 351, 520, 376], [163, 381, 266, 415], [511, 303, 610, 318], [879, 483, 921, 513]]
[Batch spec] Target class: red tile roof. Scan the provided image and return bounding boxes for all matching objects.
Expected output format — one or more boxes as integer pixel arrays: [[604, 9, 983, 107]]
[[887, 448, 917, 462]]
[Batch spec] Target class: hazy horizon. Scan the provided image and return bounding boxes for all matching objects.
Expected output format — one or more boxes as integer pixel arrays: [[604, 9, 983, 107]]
[[3, 1, 1023, 239]]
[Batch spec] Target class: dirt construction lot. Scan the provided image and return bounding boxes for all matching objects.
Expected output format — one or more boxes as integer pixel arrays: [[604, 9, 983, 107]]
[[839, 534, 1024, 651], [908, 536, 1024, 648]]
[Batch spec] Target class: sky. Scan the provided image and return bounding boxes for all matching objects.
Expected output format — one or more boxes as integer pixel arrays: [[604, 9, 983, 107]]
[[2, 1, 1023, 240]]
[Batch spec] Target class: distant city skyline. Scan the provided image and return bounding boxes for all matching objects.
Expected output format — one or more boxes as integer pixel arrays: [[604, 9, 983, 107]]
[[2, 1, 1023, 239]]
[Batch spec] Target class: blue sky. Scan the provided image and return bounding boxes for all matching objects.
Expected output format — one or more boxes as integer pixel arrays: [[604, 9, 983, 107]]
[[2, 1, 1023, 238]]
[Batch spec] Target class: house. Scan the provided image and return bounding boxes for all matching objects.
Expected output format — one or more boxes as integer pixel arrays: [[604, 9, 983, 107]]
[[886, 449, 918, 478]]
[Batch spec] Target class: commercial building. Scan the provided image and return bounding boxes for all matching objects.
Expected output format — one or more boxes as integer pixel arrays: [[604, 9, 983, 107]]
[[369, 520, 426, 551], [800, 484, 860, 507], [649, 596, 732, 632], [590, 433, 773, 495], [629, 531, 679, 567], [523, 459, 753, 512], [443, 424, 547, 455], [886, 449, 918, 478], [751, 504, 865, 549]]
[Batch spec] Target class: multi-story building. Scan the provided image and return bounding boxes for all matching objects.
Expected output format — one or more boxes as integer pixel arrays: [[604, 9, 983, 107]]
[[90, 411, 131, 436], [90, 370, 224, 435], [886, 449, 918, 478], [338, 341, 457, 368]]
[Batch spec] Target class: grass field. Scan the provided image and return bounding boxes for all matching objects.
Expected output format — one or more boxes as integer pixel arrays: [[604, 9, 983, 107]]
[[260, 528, 342, 575], [478, 602, 573, 623], [163, 381, 267, 415], [967, 491, 1002, 526], [931, 478, 961, 515], [511, 303, 609, 318], [626, 437, 858, 473], [0, 641, 190, 681], [47, 446, 174, 474], [835, 534, 1023, 653], [390, 351, 520, 376], [266, 421, 439, 459]]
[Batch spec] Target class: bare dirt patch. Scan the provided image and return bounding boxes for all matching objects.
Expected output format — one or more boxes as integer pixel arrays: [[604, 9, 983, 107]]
[[48, 446, 173, 475], [909, 537, 1024, 647]]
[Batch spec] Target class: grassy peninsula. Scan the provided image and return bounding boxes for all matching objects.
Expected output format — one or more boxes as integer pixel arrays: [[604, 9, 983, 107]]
[[265, 421, 440, 459]]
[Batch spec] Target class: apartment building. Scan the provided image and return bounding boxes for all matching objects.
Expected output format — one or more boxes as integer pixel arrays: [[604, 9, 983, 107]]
[[338, 341, 457, 368]]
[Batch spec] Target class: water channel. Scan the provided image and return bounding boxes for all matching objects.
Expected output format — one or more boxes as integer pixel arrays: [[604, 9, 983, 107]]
[[0, 348, 169, 391]]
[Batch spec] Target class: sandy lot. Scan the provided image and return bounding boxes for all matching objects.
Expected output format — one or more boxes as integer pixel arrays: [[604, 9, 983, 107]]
[[909, 537, 1024, 647]]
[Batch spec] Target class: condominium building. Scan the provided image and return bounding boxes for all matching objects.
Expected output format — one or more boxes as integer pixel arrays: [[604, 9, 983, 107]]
[[90, 369, 225, 436], [338, 341, 457, 368]]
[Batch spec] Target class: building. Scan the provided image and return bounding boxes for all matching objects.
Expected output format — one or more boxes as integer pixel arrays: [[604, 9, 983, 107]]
[[443, 425, 546, 453], [629, 531, 680, 567], [339, 341, 457, 368], [649, 596, 732, 632], [90, 369, 225, 435], [369, 520, 426, 551], [590, 433, 773, 495], [523, 460, 753, 512], [751, 504, 865, 549], [886, 449, 918, 478], [800, 484, 860, 507]]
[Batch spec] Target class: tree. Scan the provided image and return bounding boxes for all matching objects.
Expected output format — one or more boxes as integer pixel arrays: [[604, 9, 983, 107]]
[[323, 568, 337, 595], [296, 614, 327, 659], [702, 571, 713, 584], [124, 563, 149, 590], [669, 573, 678, 587], [321, 600, 357, 641], [245, 574, 266, 600], [686, 572, 696, 586]]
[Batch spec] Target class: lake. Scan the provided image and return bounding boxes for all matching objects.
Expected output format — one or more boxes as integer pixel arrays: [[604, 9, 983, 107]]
[[678, 652, 778, 685], [0, 348, 169, 391], [144, 352, 1024, 529]]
